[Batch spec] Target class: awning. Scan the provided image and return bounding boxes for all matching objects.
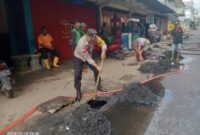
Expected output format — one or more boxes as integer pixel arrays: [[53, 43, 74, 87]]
[[138, 0, 175, 14]]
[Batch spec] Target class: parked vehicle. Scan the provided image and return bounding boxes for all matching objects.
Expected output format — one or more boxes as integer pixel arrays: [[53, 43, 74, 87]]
[[93, 44, 125, 60], [148, 24, 161, 43], [0, 61, 13, 98]]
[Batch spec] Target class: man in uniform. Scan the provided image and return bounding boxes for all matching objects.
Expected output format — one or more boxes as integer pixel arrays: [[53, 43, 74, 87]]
[[74, 28, 107, 101]]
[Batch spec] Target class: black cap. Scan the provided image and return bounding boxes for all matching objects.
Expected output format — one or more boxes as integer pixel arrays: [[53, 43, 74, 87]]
[[72, 19, 80, 25], [86, 28, 97, 37]]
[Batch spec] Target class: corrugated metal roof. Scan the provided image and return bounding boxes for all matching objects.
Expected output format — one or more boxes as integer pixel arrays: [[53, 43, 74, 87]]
[[138, 0, 175, 13]]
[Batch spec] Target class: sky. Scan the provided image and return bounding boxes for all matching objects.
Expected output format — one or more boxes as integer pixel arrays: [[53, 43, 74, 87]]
[[183, 0, 200, 17], [183, 0, 200, 11]]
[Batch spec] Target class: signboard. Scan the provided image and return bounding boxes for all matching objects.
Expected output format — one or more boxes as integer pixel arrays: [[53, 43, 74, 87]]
[[168, 23, 175, 31]]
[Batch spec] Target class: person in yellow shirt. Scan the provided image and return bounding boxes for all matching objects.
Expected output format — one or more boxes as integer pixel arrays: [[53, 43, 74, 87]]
[[37, 26, 60, 69]]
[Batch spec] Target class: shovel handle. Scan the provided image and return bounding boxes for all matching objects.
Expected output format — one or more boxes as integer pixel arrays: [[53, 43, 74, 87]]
[[94, 59, 105, 99]]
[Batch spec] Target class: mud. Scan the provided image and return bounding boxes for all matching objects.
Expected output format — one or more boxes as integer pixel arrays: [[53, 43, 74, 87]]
[[139, 58, 180, 74], [104, 102, 155, 135], [99, 82, 161, 112], [101, 82, 163, 135], [22, 104, 111, 135], [153, 44, 162, 49], [20, 82, 163, 135], [54, 104, 111, 135], [164, 50, 184, 60], [146, 48, 153, 51], [120, 82, 160, 104]]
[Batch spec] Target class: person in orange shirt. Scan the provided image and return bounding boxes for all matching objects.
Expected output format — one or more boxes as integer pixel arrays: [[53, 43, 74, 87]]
[[37, 26, 60, 69]]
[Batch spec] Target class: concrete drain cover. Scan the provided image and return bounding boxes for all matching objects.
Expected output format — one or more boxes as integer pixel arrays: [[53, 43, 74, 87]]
[[38, 96, 73, 113]]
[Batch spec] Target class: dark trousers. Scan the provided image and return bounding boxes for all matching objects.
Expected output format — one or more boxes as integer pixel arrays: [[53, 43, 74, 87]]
[[73, 57, 100, 93], [71, 44, 77, 52], [39, 48, 60, 59]]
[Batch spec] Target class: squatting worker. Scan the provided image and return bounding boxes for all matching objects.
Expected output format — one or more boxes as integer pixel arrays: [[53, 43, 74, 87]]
[[74, 28, 107, 101], [132, 37, 150, 62], [37, 26, 60, 70]]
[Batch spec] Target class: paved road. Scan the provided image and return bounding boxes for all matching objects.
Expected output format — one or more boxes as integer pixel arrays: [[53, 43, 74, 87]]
[[145, 30, 200, 135]]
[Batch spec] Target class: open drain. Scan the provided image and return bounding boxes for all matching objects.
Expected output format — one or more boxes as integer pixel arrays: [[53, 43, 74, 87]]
[[87, 100, 107, 109]]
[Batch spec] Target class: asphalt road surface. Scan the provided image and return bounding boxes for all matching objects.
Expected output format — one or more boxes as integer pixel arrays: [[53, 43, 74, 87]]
[[145, 30, 200, 135]]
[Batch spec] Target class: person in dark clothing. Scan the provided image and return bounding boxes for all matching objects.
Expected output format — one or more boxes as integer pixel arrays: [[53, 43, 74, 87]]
[[80, 22, 87, 37], [74, 28, 107, 101], [140, 23, 146, 37], [121, 16, 131, 51], [111, 14, 121, 35], [101, 22, 109, 45], [112, 22, 121, 36], [101, 22, 109, 38], [132, 23, 140, 36], [170, 23, 183, 61], [70, 20, 81, 51]]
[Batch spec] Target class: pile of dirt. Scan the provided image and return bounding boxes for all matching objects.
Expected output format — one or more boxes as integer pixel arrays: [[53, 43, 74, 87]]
[[153, 44, 162, 49], [22, 104, 111, 135], [144, 80, 165, 97], [146, 47, 153, 51], [119, 82, 159, 105], [139, 58, 180, 74], [164, 50, 184, 60], [100, 82, 160, 111], [21, 81, 163, 135], [53, 104, 111, 135], [138, 61, 158, 74]]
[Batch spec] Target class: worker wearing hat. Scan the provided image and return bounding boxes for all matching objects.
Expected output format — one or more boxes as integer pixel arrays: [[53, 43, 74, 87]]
[[74, 28, 107, 101], [71, 20, 81, 51], [132, 37, 150, 62]]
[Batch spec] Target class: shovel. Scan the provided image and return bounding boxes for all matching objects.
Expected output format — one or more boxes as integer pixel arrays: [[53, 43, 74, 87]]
[[93, 58, 105, 100]]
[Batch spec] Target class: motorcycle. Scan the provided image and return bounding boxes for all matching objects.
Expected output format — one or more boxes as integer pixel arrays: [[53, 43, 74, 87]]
[[148, 24, 161, 43], [93, 44, 125, 60], [0, 61, 13, 98]]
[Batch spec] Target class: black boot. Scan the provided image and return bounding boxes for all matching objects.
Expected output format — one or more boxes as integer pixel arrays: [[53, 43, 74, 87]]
[[75, 89, 82, 102], [97, 83, 107, 92]]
